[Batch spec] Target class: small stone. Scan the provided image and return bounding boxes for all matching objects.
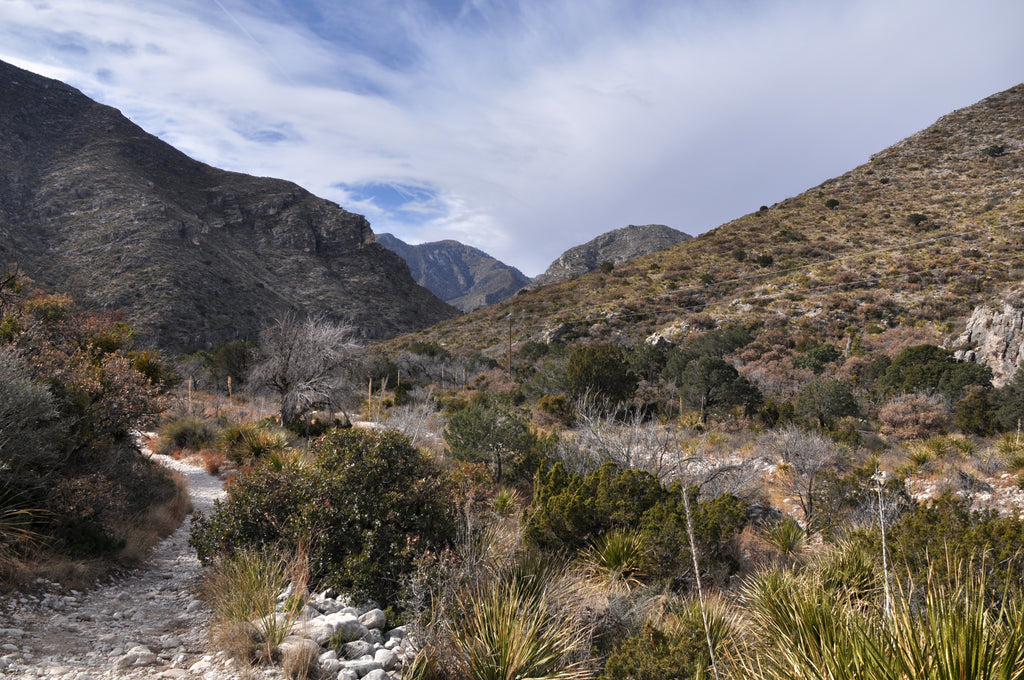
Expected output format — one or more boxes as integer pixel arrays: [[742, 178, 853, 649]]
[[374, 648, 399, 671], [343, 640, 375, 660], [156, 670, 189, 679], [358, 609, 386, 630], [362, 670, 389, 680], [342, 659, 383, 676], [185, 600, 203, 613]]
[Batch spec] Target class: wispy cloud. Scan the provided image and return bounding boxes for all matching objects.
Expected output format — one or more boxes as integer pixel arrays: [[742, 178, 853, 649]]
[[1, 0, 1022, 275]]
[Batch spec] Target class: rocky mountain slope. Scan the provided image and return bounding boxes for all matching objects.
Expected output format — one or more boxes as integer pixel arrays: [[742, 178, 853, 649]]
[[376, 233, 529, 311], [0, 60, 456, 350], [528, 223, 691, 289], [390, 84, 1024, 360]]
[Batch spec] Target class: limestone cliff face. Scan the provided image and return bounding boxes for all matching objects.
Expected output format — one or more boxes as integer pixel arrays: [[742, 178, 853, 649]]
[[953, 292, 1024, 387], [529, 224, 690, 289], [0, 59, 456, 349]]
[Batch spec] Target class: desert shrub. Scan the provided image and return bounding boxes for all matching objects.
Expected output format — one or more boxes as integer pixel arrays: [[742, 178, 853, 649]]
[[0, 280, 170, 568], [525, 462, 747, 587], [875, 492, 1024, 599], [792, 343, 841, 374], [0, 348, 65, 478], [627, 342, 669, 382], [444, 403, 548, 485], [158, 416, 219, 455], [878, 392, 952, 439], [602, 620, 709, 680], [566, 344, 638, 404], [205, 548, 307, 663], [190, 428, 457, 606], [580, 529, 648, 593], [991, 368, 1024, 432], [824, 198, 840, 210], [538, 394, 574, 426], [676, 356, 762, 423], [208, 339, 255, 388], [793, 377, 859, 428], [955, 385, 995, 435], [754, 253, 774, 267], [879, 345, 992, 401], [443, 573, 594, 680]]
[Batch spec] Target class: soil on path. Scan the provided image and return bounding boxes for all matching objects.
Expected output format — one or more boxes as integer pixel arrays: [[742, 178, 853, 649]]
[[0, 447, 249, 680]]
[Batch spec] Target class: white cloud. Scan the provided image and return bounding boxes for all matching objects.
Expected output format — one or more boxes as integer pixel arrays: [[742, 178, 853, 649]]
[[1, 0, 1023, 275]]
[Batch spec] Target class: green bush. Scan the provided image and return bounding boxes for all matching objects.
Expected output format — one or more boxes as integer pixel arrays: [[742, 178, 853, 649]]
[[879, 345, 992, 401], [219, 421, 288, 465], [565, 344, 638, 404], [793, 343, 841, 374], [525, 463, 747, 586], [444, 403, 546, 485], [190, 428, 457, 606], [602, 621, 709, 680]]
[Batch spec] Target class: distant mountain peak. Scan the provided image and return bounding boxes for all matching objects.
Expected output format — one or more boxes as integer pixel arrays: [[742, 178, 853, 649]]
[[376, 233, 530, 312], [530, 224, 691, 289]]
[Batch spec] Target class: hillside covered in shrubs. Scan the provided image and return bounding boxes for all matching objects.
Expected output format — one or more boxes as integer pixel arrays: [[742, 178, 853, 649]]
[[6, 80, 1024, 680]]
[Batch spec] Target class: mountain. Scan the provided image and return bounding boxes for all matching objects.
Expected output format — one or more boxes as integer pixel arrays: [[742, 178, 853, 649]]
[[375, 234, 529, 312], [0, 60, 456, 351], [388, 84, 1024, 359], [529, 224, 691, 288]]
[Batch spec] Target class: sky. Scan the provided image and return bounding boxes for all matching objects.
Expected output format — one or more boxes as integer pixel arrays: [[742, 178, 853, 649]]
[[1, 1, 1023, 276]]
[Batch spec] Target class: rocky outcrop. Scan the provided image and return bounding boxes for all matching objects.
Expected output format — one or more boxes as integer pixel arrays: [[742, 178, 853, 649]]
[[376, 233, 529, 311], [952, 294, 1024, 387], [529, 224, 690, 289], [0, 59, 456, 350]]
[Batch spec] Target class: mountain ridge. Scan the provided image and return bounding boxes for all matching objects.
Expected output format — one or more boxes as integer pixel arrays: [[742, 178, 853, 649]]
[[0, 59, 457, 350], [385, 83, 1024, 360], [528, 223, 691, 289]]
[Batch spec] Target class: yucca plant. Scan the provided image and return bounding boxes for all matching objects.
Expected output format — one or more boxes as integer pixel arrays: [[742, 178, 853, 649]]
[[449, 576, 595, 680], [580, 529, 648, 594], [491, 487, 521, 517], [763, 516, 806, 565], [733, 562, 1024, 680], [220, 420, 288, 465]]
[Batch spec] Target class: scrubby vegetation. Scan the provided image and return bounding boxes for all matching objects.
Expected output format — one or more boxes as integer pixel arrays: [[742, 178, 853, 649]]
[[0, 274, 185, 586]]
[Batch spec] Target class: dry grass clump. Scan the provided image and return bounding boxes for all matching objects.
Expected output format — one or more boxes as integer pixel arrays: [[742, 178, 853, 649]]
[[204, 549, 309, 665], [116, 469, 192, 563]]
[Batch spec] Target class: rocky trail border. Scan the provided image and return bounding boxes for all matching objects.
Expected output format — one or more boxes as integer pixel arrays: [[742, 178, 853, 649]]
[[0, 441, 263, 680]]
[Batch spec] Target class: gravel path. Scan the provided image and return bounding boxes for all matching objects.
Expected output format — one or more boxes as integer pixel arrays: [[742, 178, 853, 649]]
[[0, 444, 261, 680]]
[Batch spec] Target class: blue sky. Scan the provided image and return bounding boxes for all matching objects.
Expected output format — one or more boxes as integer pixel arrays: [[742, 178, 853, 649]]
[[2, 0, 1023, 276]]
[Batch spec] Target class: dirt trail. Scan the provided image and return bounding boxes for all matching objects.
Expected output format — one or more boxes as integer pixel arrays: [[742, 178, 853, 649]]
[[0, 446, 247, 680]]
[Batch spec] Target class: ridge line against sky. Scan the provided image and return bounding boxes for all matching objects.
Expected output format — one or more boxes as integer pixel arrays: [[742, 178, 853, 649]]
[[1, 0, 1022, 276]]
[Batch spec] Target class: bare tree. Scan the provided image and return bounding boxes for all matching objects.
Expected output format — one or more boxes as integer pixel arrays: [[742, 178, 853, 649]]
[[762, 425, 842, 531], [248, 313, 362, 427]]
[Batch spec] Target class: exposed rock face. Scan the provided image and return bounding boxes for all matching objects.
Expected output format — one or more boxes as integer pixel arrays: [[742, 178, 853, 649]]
[[376, 233, 529, 311], [529, 224, 690, 289], [953, 293, 1024, 387], [0, 59, 456, 350]]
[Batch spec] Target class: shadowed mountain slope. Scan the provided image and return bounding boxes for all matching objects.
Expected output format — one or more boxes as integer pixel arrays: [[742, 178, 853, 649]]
[[0, 60, 456, 350]]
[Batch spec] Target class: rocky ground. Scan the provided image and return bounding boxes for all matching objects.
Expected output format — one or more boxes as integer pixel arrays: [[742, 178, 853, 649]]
[[0, 449, 261, 680]]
